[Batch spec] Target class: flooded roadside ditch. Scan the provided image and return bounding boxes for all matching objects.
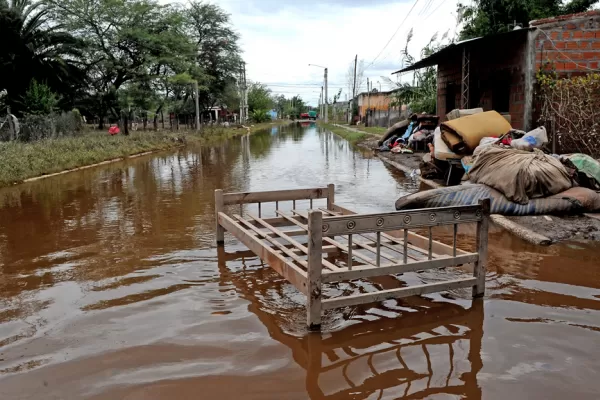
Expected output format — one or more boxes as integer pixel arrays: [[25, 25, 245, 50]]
[[0, 123, 599, 399]]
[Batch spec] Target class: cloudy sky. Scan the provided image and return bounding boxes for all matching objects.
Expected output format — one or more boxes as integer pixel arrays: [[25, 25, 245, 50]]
[[216, 0, 462, 106]]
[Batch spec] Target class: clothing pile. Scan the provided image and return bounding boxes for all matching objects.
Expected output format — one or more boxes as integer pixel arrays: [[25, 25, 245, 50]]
[[377, 113, 439, 152]]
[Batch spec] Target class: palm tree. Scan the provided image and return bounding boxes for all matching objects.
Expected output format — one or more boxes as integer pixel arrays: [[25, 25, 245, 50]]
[[0, 0, 85, 113]]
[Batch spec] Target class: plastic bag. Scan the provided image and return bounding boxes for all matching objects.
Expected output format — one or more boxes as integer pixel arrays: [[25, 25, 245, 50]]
[[510, 126, 547, 151]]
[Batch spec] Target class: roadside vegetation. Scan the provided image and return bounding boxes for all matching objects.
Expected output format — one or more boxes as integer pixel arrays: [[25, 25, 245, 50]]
[[319, 123, 371, 144], [0, 121, 282, 188]]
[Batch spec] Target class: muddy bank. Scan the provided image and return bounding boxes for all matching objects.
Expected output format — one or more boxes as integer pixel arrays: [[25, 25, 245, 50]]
[[508, 214, 600, 241]]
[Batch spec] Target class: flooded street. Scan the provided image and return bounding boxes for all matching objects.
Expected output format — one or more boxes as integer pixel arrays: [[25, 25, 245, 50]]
[[1, 123, 599, 399]]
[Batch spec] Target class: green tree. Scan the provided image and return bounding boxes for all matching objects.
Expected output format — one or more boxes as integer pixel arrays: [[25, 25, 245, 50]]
[[0, 0, 85, 113], [186, 1, 242, 112], [22, 79, 58, 114], [458, 0, 598, 40], [247, 83, 273, 112], [47, 0, 196, 128]]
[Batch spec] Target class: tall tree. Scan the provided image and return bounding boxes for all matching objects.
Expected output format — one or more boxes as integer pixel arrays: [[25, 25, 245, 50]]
[[0, 0, 85, 113], [247, 82, 273, 112], [186, 1, 242, 112], [458, 0, 598, 40], [46, 0, 196, 128]]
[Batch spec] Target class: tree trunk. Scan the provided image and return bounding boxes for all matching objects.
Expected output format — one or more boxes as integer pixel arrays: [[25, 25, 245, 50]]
[[123, 114, 130, 135], [143, 112, 148, 130], [161, 111, 165, 130], [175, 114, 179, 130]]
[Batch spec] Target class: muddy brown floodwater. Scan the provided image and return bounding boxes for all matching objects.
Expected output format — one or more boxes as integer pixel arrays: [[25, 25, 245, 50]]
[[0, 123, 599, 399]]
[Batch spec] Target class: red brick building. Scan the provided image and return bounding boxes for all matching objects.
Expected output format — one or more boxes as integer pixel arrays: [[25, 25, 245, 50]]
[[393, 11, 600, 131]]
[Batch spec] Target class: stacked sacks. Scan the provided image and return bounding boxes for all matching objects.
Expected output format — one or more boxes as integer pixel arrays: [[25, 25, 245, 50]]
[[468, 146, 572, 204]]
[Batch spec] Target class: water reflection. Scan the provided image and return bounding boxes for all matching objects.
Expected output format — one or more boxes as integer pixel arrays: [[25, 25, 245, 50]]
[[218, 247, 483, 399]]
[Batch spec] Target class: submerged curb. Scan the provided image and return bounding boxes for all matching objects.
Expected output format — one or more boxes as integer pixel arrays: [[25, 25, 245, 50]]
[[20, 149, 170, 185], [330, 123, 554, 246]]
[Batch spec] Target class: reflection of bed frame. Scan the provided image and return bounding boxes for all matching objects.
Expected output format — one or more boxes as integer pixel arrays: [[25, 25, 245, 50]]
[[215, 184, 489, 330], [217, 248, 485, 399]]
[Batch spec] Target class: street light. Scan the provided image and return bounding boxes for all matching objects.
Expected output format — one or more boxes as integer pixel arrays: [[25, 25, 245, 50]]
[[308, 64, 328, 122], [377, 81, 382, 92]]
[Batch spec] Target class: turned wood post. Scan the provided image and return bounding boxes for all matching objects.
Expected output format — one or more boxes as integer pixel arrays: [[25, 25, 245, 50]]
[[473, 198, 490, 297], [215, 189, 225, 245], [326, 183, 335, 211], [307, 210, 323, 330]]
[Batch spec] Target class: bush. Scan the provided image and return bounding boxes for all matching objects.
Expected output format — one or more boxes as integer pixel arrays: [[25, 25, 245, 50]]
[[22, 80, 59, 115], [7, 111, 84, 142], [538, 69, 600, 156], [250, 109, 272, 123]]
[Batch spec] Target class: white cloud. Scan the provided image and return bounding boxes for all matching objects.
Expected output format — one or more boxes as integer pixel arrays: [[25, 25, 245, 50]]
[[219, 0, 461, 105]]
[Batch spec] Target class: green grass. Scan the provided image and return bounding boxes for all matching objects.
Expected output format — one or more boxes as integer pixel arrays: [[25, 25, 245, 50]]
[[0, 121, 285, 188], [319, 123, 368, 144], [354, 126, 387, 136]]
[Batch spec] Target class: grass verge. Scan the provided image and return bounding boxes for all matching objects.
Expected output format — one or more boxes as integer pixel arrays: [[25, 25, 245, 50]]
[[318, 122, 387, 144], [318, 123, 368, 144], [0, 121, 286, 188]]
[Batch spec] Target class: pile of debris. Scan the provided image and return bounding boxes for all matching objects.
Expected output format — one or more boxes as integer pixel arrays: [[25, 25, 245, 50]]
[[394, 108, 600, 216], [377, 113, 439, 154]]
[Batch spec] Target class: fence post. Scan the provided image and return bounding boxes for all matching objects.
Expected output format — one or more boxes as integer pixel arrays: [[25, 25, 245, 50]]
[[215, 189, 225, 245], [307, 210, 323, 330], [473, 198, 490, 298]]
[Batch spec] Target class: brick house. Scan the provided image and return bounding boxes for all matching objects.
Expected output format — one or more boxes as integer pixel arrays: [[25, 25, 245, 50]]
[[393, 10, 600, 131], [356, 89, 407, 126]]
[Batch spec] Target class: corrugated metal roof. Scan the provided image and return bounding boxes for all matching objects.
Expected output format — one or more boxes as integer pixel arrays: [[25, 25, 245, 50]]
[[392, 28, 533, 74]]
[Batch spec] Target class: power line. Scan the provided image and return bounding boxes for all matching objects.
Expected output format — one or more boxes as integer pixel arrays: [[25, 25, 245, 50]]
[[418, 0, 435, 17], [364, 0, 420, 71], [424, 0, 445, 21]]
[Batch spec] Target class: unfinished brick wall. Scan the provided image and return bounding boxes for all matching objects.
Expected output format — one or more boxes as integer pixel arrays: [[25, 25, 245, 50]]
[[532, 10, 600, 74], [436, 32, 528, 129]]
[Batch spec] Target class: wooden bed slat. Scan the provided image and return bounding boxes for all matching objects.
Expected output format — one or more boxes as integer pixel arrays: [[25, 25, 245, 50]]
[[244, 212, 341, 272], [217, 212, 308, 294]]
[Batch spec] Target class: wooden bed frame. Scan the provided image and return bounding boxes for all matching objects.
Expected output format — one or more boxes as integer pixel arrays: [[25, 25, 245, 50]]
[[215, 184, 489, 331]]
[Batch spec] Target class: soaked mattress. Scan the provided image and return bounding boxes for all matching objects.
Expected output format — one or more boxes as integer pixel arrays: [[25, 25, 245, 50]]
[[395, 184, 600, 216]]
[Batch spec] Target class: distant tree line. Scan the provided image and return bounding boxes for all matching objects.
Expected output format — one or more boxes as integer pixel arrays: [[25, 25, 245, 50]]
[[0, 0, 244, 131]]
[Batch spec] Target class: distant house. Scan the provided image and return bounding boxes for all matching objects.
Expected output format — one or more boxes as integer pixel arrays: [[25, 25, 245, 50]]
[[267, 109, 278, 120], [393, 10, 600, 130], [356, 88, 406, 126]]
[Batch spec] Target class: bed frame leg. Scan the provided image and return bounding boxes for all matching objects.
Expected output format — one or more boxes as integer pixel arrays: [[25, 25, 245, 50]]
[[215, 189, 225, 245], [473, 199, 490, 298], [327, 183, 335, 211], [307, 210, 323, 331]]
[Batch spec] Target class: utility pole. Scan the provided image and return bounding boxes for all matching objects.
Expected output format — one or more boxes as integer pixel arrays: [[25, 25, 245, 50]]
[[194, 80, 200, 131], [367, 78, 370, 127], [320, 86, 324, 118], [324, 68, 328, 122], [351, 55, 357, 124], [239, 61, 248, 124]]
